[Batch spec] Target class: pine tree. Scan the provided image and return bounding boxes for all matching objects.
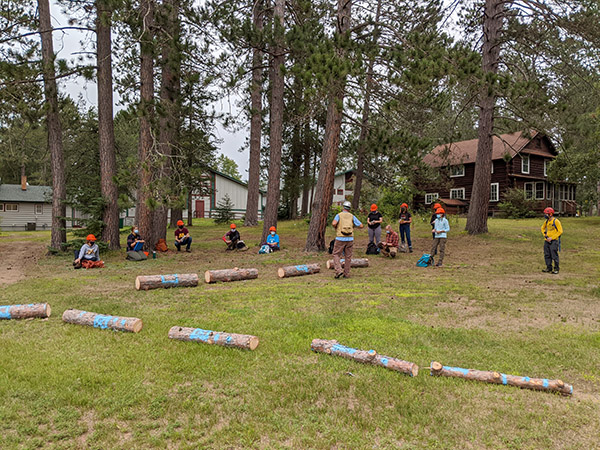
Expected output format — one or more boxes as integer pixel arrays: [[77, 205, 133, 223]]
[[214, 194, 235, 224]]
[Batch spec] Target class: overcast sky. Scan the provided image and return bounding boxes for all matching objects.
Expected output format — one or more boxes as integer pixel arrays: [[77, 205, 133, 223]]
[[49, 0, 250, 179]]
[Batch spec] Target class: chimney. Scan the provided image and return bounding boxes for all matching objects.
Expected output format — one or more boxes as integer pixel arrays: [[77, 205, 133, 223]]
[[21, 165, 27, 191]]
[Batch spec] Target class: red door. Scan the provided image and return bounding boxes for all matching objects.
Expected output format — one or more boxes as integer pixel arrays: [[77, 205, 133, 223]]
[[195, 200, 205, 218]]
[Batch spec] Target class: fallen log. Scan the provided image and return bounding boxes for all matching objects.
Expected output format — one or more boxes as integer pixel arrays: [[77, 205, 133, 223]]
[[0, 303, 51, 320], [373, 354, 419, 377], [62, 309, 143, 333], [430, 361, 573, 396], [278, 263, 320, 278], [168, 326, 259, 350], [135, 273, 199, 291], [326, 258, 369, 270], [204, 267, 258, 283]]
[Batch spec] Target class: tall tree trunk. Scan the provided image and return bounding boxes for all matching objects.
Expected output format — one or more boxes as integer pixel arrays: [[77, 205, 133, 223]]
[[170, 207, 183, 226], [465, 0, 504, 235], [97, 0, 120, 250], [137, 0, 156, 250], [261, 0, 285, 243], [305, 0, 351, 251], [300, 123, 311, 217], [351, 0, 381, 211], [156, 0, 181, 238], [38, 0, 66, 251], [244, 0, 263, 227], [187, 191, 193, 226]]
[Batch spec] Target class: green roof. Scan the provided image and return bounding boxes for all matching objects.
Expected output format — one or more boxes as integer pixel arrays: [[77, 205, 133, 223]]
[[0, 184, 52, 203]]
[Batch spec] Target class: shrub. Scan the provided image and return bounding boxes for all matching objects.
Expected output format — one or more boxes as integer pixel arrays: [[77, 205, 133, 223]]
[[498, 188, 537, 218], [214, 194, 235, 224]]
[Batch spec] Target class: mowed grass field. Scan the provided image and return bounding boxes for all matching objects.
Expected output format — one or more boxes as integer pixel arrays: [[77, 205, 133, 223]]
[[1, 217, 599, 449]]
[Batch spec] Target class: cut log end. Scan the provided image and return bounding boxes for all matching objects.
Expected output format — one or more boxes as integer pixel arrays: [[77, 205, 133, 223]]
[[135, 277, 141, 290], [411, 365, 419, 377], [431, 361, 443, 372], [132, 319, 143, 333], [277, 268, 285, 278], [248, 336, 259, 350], [204, 271, 211, 283], [45, 304, 52, 318]]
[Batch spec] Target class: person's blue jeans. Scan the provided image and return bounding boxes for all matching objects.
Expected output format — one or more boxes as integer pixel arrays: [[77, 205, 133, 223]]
[[175, 237, 192, 251], [399, 224, 412, 249]]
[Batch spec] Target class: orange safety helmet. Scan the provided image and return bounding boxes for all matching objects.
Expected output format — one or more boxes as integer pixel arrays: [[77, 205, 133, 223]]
[[370, 204, 377, 211], [177, 220, 184, 226], [543, 207, 554, 215], [86, 234, 97, 241], [269, 226, 276, 232], [401, 203, 408, 209], [433, 203, 441, 209], [230, 223, 236, 229], [435, 207, 445, 214]]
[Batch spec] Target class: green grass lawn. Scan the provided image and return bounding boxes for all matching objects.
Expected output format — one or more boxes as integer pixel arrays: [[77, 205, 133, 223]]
[[1, 217, 599, 449]]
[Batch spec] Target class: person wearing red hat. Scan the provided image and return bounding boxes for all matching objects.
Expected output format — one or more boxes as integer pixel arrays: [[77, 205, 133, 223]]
[[398, 203, 413, 253], [263, 225, 280, 251], [366, 204, 383, 247], [541, 207, 562, 274], [430, 207, 450, 267], [73, 234, 100, 268], [223, 223, 241, 251], [174, 219, 192, 252], [430, 203, 442, 240]]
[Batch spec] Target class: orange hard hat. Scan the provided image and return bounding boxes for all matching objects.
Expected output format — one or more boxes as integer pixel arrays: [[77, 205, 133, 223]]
[[544, 207, 554, 215], [401, 203, 408, 209], [177, 220, 184, 226], [86, 234, 96, 241], [433, 203, 441, 209], [269, 226, 276, 232], [436, 207, 445, 214], [370, 204, 377, 211], [230, 223, 236, 229]]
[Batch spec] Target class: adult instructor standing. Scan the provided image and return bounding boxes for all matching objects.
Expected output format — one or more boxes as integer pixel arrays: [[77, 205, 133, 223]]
[[332, 201, 364, 279]]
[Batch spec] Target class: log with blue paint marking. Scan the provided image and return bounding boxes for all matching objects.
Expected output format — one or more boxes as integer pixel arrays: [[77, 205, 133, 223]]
[[135, 273, 199, 290], [430, 361, 573, 395], [311, 339, 419, 376], [62, 309, 143, 333], [277, 263, 320, 278], [0, 303, 51, 320], [168, 326, 259, 350]]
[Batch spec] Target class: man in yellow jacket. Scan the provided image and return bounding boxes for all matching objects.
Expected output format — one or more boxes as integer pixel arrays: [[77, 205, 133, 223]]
[[541, 207, 563, 274], [331, 201, 364, 279]]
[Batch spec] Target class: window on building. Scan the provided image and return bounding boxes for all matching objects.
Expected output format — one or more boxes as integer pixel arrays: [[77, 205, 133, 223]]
[[570, 185, 576, 200], [35, 204, 43, 214], [450, 188, 465, 200], [524, 182, 534, 200], [544, 160, 548, 177], [490, 183, 499, 202], [521, 155, 530, 174], [491, 162, 494, 174], [5, 203, 18, 212], [450, 165, 465, 177], [425, 193, 439, 204], [0, 204, 4, 212], [337, 189, 343, 195], [535, 182, 544, 200]]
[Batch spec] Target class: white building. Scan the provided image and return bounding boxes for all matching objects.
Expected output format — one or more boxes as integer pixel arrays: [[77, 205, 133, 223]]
[[0, 183, 88, 231], [297, 169, 355, 214]]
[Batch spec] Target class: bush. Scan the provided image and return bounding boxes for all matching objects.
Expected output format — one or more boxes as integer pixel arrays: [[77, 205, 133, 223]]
[[214, 194, 235, 224], [498, 188, 537, 218]]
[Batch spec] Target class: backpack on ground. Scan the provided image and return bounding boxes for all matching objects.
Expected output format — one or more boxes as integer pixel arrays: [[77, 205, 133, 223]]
[[236, 240, 248, 251], [366, 242, 380, 255], [259, 244, 271, 254], [416, 253, 434, 267], [156, 239, 168, 252], [399, 243, 408, 253]]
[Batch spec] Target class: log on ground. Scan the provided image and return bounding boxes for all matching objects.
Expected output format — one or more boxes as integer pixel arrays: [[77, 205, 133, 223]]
[[430, 361, 573, 395], [277, 263, 320, 278], [204, 268, 258, 283], [135, 273, 199, 290], [374, 354, 419, 377], [168, 326, 259, 350], [326, 258, 369, 269], [0, 303, 51, 320], [62, 309, 143, 333]]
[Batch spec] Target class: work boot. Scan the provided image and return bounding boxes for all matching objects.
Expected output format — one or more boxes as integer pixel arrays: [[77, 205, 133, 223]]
[[409, 247, 413, 253], [186, 249, 191, 253], [334, 272, 343, 279], [542, 267, 552, 273], [552, 269, 559, 274]]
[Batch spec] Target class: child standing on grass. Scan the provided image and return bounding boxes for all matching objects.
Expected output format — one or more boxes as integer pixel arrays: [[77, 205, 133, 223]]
[[431, 207, 450, 267]]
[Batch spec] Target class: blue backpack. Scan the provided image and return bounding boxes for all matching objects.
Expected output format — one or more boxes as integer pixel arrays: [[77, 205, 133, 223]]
[[416, 253, 434, 267], [258, 244, 272, 254]]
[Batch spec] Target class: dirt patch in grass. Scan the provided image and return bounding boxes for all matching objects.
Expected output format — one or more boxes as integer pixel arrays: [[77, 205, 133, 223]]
[[76, 410, 95, 446], [0, 239, 45, 286]]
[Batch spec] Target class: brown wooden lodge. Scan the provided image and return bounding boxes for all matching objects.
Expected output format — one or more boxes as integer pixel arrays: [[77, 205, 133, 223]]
[[418, 130, 577, 216]]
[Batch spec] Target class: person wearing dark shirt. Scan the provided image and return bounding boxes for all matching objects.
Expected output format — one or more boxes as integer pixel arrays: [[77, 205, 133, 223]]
[[224, 223, 240, 250], [126, 225, 147, 260], [174, 220, 192, 252], [398, 203, 413, 253], [366, 204, 383, 246]]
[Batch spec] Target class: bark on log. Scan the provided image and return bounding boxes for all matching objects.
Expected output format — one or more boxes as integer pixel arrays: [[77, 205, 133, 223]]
[[0, 303, 51, 320], [430, 361, 573, 395], [311, 339, 418, 376], [277, 263, 320, 278], [62, 309, 143, 333], [135, 273, 199, 290], [204, 268, 258, 283], [326, 258, 369, 269], [168, 326, 259, 350]]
